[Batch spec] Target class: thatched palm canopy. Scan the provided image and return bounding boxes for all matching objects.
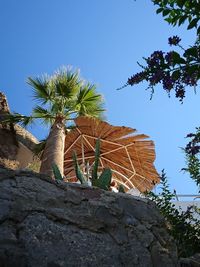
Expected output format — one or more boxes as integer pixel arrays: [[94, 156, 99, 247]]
[[64, 116, 159, 192]]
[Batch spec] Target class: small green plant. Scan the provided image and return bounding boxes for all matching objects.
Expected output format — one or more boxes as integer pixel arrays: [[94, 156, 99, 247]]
[[118, 184, 125, 193], [72, 139, 112, 190], [52, 163, 63, 181], [72, 152, 87, 185], [182, 128, 200, 192], [146, 170, 200, 258]]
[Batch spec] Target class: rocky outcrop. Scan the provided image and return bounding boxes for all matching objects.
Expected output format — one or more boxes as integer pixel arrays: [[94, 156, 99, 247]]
[[0, 167, 179, 267], [0, 92, 38, 168], [0, 92, 18, 161]]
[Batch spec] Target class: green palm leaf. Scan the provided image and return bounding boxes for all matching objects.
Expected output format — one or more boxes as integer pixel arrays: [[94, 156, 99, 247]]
[[52, 67, 81, 98], [76, 84, 105, 118], [27, 76, 54, 105], [2, 113, 34, 128], [32, 106, 55, 125]]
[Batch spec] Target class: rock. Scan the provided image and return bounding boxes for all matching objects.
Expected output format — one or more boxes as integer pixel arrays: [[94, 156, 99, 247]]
[[0, 167, 179, 267], [0, 93, 18, 161], [180, 254, 200, 267], [0, 92, 39, 169]]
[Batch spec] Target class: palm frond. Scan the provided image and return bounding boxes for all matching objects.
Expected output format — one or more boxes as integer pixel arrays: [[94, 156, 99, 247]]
[[32, 106, 55, 125], [76, 83, 105, 118], [50, 101, 62, 115], [26, 67, 105, 126], [1, 113, 35, 128], [52, 67, 81, 98], [27, 76, 54, 105]]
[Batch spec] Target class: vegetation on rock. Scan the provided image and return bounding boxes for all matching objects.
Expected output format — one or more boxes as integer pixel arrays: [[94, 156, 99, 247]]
[[147, 170, 200, 258], [3, 67, 104, 178], [72, 139, 113, 191]]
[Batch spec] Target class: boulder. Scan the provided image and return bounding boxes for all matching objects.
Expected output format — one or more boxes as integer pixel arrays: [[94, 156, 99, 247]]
[[0, 167, 179, 267]]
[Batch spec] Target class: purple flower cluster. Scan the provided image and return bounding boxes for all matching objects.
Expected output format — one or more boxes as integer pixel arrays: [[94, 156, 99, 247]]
[[186, 133, 196, 138], [175, 86, 185, 101], [127, 35, 199, 102], [149, 70, 164, 84], [168, 36, 181, 46], [185, 129, 200, 156], [165, 52, 174, 65], [147, 51, 164, 67], [186, 145, 200, 156], [182, 73, 198, 86], [128, 71, 146, 85], [161, 72, 176, 91]]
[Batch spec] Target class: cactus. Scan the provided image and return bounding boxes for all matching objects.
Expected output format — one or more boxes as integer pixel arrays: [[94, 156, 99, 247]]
[[72, 151, 87, 184], [92, 168, 112, 190], [118, 184, 125, 193], [52, 163, 63, 181], [72, 139, 112, 191], [90, 139, 112, 190]]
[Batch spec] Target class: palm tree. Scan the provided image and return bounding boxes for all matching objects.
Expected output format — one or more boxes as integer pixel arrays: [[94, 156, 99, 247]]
[[6, 67, 104, 178]]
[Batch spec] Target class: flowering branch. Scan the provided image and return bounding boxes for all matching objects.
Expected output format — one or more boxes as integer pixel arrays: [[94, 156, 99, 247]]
[[124, 36, 200, 102]]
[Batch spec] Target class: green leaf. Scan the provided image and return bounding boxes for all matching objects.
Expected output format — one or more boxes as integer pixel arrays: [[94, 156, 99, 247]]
[[94, 168, 112, 190], [186, 65, 199, 75], [177, 0, 186, 8], [171, 51, 185, 65], [1, 113, 35, 128], [156, 7, 163, 14], [165, 17, 173, 24], [72, 151, 87, 184], [178, 15, 187, 26], [197, 26, 200, 35], [171, 15, 180, 26], [118, 185, 125, 193], [52, 164, 63, 180], [76, 83, 105, 119], [184, 47, 198, 58], [187, 18, 198, 30], [27, 76, 53, 105], [172, 70, 181, 80], [162, 9, 171, 16]]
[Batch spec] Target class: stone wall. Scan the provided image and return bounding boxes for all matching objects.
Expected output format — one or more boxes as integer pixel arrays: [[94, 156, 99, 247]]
[[0, 167, 179, 267]]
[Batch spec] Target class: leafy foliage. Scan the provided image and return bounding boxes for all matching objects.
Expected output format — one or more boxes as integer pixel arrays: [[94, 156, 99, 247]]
[[72, 139, 112, 190], [3, 67, 105, 127], [147, 170, 200, 257], [122, 1, 200, 102], [153, 0, 200, 33], [2, 67, 105, 177], [182, 128, 200, 191]]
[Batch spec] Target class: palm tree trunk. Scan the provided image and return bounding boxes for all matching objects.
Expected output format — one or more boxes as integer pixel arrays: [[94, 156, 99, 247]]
[[40, 118, 65, 178]]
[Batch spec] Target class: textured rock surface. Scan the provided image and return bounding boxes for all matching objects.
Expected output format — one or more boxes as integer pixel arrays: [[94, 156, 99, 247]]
[[0, 92, 38, 168], [0, 93, 18, 161], [180, 254, 200, 267], [0, 167, 179, 267]]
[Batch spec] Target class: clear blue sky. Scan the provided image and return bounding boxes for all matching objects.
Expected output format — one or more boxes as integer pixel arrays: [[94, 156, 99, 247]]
[[1, 0, 199, 194]]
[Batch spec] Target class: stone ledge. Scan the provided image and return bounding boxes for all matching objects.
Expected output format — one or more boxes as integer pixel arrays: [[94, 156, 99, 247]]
[[0, 167, 179, 267]]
